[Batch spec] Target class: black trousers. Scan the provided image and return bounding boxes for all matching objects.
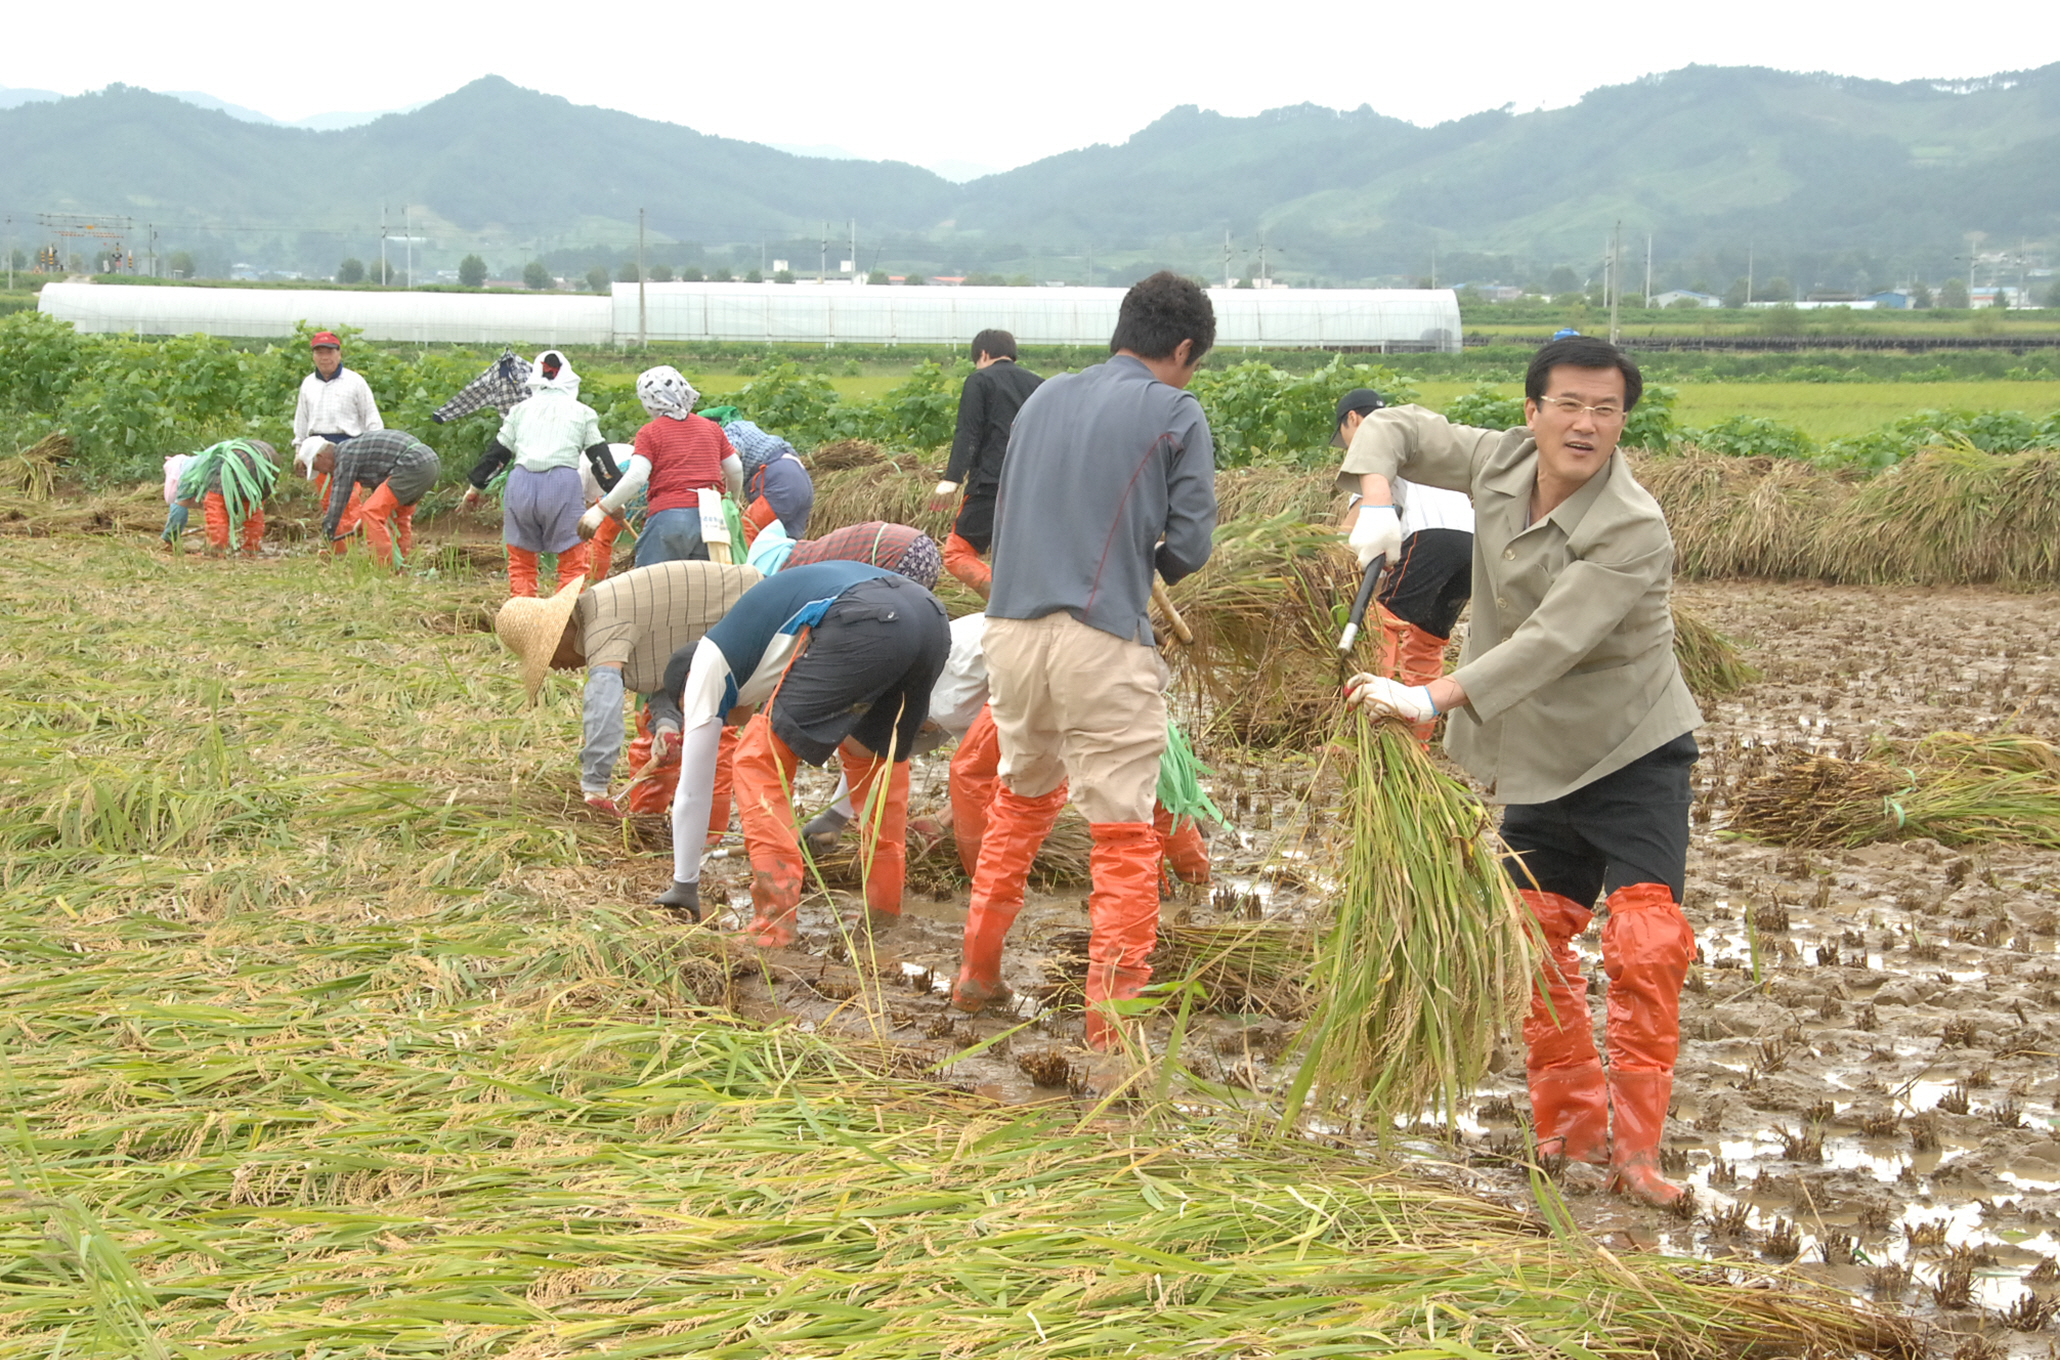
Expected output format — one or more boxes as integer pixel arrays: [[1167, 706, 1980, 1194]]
[[1499, 732, 1698, 907], [1378, 528, 1473, 639], [768, 575, 951, 765], [952, 484, 997, 552]]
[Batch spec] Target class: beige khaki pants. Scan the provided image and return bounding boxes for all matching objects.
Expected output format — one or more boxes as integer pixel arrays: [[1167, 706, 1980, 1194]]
[[984, 613, 1167, 825]]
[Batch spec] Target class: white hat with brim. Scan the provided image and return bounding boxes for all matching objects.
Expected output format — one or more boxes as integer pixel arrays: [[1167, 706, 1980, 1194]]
[[495, 575, 587, 702]]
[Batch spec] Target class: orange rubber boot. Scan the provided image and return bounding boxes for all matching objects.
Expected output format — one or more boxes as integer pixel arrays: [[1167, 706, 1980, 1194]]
[[507, 546, 540, 597], [951, 783, 1068, 1013], [553, 542, 591, 592], [706, 725, 738, 845], [588, 513, 622, 583], [949, 705, 1003, 876], [1602, 882, 1696, 1205], [840, 745, 911, 919], [942, 531, 992, 597], [1395, 622, 1449, 744], [624, 708, 683, 816], [1520, 889, 1610, 1165], [732, 716, 806, 948], [1083, 822, 1164, 1051], [1375, 605, 1410, 679], [202, 492, 232, 552], [1153, 804, 1211, 886], [238, 504, 265, 556], [395, 502, 414, 561], [358, 481, 403, 568]]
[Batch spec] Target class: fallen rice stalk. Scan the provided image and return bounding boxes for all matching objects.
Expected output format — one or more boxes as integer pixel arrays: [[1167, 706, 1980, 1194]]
[[1731, 731, 2060, 849]]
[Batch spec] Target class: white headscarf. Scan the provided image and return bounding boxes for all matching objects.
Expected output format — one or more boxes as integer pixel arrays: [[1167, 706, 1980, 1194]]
[[527, 350, 581, 397], [636, 365, 699, 421]]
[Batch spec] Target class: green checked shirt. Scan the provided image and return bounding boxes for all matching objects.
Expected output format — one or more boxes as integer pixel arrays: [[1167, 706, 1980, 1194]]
[[1337, 405, 1702, 805]]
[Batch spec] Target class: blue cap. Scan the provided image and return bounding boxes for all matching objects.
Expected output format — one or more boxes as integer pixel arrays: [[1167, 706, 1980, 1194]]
[[1551, 328, 1582, 340]]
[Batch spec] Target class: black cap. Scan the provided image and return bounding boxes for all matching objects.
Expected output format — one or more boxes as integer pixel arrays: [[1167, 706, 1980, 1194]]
[[1331, 387, 1386, 447]]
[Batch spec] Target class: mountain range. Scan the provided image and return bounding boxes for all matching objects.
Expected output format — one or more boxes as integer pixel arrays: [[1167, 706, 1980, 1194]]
[[3, 66, 2057, 294]]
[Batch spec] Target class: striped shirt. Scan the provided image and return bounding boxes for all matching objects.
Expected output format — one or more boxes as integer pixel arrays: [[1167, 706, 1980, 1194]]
[[573, 560, 762, 696]]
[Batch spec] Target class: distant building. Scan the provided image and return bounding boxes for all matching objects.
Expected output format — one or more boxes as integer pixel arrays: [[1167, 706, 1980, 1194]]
[[1863, 290, 1913, 309], [1652, 289, 1720, 308]]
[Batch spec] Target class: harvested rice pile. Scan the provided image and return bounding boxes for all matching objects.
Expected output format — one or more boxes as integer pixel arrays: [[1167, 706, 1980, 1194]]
[[0, 531, 1921, 1359], [1732, 731, 2060, 849], [1638, 443, 2060, 586]]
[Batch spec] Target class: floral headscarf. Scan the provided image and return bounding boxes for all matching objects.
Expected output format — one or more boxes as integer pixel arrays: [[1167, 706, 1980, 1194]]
[[636, 365, 699, 420]]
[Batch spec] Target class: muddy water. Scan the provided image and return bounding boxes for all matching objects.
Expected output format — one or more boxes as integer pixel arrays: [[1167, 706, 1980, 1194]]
[[671, 581, 2060, 1355]]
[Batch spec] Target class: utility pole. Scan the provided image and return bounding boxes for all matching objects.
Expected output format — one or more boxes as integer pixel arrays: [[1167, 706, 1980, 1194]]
[[819, 223, 827, 284], [1608, 221, 1622, 344], [637, 207, 647, 348], [5, 217, 11, 290], [404, 205, 412, 288], [1644, 233, 1653, 308], [1223, 230, 1232, 288], [849, 219, 856, 284], [1428, 236, 1435, 289], [1745, 244, 1754, 309], [1085, 241, 1092, 288], [380, 203, 388, 286]]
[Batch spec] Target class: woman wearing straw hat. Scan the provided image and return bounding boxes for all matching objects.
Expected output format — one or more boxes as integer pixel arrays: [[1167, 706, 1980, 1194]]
[[651, 561, 949, 937], [1337, 334, 1701, 1207], [493, 561, 762, 819]]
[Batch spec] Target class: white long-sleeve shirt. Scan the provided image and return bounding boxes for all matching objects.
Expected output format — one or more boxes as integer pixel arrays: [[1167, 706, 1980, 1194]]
[[293, 368, 383, 443]]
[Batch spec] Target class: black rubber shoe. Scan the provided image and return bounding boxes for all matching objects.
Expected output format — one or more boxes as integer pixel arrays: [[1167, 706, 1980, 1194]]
[[654, 879, 701, 922]]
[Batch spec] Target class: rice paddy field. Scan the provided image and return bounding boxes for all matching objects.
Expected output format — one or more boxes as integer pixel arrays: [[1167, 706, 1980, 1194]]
[[3, 454, 2058, 1357]]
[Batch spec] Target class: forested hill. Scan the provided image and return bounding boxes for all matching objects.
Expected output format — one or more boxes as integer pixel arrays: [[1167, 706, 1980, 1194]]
[[4, 65, 2057, 284]]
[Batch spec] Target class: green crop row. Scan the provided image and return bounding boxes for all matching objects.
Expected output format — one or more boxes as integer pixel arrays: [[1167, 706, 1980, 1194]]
[[0, 315, 978, 486]]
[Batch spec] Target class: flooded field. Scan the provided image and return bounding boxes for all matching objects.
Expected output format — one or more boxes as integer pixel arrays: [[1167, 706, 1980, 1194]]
[[673, 580, 2060, 1357]]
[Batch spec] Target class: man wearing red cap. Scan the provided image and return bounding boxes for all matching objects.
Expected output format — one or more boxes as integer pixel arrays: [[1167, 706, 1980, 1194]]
[[294, 331, 384, 526]]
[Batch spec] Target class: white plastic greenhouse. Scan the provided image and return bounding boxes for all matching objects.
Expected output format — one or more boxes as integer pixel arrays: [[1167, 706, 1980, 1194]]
[[38, 283, 614, 345], [40, 281, 1461, 351]]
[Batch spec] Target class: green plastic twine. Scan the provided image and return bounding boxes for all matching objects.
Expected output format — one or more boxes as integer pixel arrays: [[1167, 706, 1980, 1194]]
[[722, 495, 745, 551], [1156, 720, 1223, 825], [176, 440, 276, 543]]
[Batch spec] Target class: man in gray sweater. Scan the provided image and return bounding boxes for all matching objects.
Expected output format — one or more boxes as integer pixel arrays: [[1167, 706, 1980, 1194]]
[[949, 272, 1218, 1050]]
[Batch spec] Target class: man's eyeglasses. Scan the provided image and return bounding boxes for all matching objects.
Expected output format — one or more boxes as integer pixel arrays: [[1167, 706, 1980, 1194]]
[[1534, 396, 1626, 422]]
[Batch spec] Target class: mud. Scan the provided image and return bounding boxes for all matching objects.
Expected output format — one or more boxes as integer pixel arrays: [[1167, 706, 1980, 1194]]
[[648, 580, 2060, 1356]]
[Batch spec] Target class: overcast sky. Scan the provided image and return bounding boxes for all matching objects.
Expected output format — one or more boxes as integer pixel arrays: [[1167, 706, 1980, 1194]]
[[10, 0, 2060, 178]]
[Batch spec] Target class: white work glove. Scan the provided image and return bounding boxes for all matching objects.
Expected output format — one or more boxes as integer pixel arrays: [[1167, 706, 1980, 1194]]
[[650, 725, 682, 767], [461, 487, 486, 510], [1347, 503, 1402, 569], [578, 504, 606, 541], [1345, 673, 1439, 724], [928, 480, 959, 514]]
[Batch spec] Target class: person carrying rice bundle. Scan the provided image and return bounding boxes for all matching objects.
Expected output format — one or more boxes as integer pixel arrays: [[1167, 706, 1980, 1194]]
[[170, 438, 279, 556], [650, 561, 949, 938], [460, 350, 620, 597], [1333, 387, 1474, 745], [491, 560, 761, 818], [1335, 334, 1702, 1206], [929, 328, 1042, 598], [601, 367, 744, 570], [951, 272, 1218, 1051], [718, 414, 814, 544], [314, 429, 441, 568]]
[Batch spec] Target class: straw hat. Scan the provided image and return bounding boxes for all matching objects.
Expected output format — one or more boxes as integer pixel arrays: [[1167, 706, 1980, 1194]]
[[495, 575, 587, 701]]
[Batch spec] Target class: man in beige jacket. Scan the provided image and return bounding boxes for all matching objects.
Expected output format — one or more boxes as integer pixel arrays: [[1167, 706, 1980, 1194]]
[[1336, 334, 1701, 1207]]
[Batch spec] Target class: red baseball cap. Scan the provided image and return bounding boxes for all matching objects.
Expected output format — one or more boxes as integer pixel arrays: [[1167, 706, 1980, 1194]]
[[310, 331, 341, 348]]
